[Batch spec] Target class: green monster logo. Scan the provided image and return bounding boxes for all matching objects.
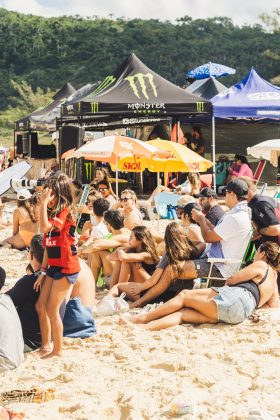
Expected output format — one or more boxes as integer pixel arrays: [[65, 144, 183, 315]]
[[91, 102, 99, 113], [125, 73, 157, 100], [196, 101, 204, 112], [90, 76, 116, 96]]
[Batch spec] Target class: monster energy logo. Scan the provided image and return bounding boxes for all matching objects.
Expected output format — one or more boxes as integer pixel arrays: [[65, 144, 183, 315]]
[[125, 73, 157, 100], [90, 76, 116, 96], [196, 101, 204, 112], [91, 102, 99, 113]]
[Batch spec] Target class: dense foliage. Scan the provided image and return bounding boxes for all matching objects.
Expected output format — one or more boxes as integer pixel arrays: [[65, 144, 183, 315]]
[[0, 8, 279, 112]]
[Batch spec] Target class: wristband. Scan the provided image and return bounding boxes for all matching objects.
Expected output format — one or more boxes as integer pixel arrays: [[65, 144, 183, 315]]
[[41, 271, 47, 276]]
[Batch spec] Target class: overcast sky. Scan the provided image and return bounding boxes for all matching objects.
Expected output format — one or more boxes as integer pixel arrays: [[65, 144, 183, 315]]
[[0, 0, 277, 26]]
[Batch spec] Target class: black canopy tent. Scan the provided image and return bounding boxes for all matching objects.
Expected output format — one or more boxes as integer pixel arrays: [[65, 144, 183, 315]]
[[61, 53, 212, 118], [16, 82, 76, 132], [186, 77, 227, 100]]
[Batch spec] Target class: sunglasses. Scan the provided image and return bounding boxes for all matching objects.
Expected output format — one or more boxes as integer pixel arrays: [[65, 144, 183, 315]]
[[120, 197, 131, 202], [98, 188, 108, 191]]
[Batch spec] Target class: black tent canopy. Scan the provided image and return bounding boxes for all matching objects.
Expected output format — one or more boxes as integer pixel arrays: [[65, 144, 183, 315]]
[[61, 53, 212, 118], [186, 77, 227, 100], [16, 82, 76, 131]]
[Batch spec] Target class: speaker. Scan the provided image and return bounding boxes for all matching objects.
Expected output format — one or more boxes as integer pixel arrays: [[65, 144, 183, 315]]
[[16, 134, 23, 155], [22, 133, 29, 155], [59, 125, 85, 156]]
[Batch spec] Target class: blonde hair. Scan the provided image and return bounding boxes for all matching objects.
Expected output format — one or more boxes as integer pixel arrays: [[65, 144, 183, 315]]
[[121, 189, 137, 204], [259, 242, 280, 271], [17, 198, 38, 224]]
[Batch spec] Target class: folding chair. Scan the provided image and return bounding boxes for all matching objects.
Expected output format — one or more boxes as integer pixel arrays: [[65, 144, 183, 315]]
[[253, 159, 266, 185]]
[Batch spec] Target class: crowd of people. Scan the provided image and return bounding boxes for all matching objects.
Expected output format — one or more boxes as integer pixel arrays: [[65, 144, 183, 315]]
[[0, 160, 279, 372]]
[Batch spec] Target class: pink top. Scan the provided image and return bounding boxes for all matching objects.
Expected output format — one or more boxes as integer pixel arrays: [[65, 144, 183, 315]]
[[232, 163, 253, 179]]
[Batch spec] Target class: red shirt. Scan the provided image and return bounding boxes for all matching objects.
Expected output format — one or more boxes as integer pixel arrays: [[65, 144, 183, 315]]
[[43, 208, 80, 274]]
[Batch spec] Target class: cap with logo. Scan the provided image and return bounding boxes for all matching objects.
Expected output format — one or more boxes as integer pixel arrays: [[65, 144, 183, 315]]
[[226, 179, 248, 199], [17, 189, 32, 201], [194, 187, 217, 199]]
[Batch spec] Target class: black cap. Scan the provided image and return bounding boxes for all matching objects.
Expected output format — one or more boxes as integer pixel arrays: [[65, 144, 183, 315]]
[[226, 179, 248, 199], [194, 187, 217, 199]]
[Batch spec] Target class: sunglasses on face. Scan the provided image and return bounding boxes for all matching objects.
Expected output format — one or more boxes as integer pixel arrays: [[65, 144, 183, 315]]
[[120, 197, 131, 202], [98, 188, 108, 191]]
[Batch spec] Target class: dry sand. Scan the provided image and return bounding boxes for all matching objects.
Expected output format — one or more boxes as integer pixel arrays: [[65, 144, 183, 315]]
[[0, 223, 280, 419]]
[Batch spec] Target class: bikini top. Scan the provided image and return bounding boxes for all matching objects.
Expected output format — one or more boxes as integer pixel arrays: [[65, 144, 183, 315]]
[[236, 265, 269, 308]]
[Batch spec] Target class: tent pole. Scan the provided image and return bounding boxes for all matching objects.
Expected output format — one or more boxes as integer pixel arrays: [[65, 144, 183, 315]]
[[157, 171, 160, 231], [116, 156, 119, 198], [212, 116, 216, 191]]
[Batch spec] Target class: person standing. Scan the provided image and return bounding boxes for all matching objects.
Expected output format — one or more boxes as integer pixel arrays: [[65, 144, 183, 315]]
[[190, 127, 205, 156]]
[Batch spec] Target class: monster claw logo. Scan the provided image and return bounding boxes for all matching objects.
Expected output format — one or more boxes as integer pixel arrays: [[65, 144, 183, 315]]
[[91, 102, 99, 113], [196, 101, 204, 112], [90, 75, 116, 97], [125, 73, 157, 100]]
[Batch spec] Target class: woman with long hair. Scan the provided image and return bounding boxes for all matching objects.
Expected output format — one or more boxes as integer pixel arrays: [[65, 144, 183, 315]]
[[91, 167, 116, 198], [124, 222, 204, 304], [121, 241, 280, 330], [187, 172, 201, 196], [107, 225, 159, 299], [181, 202, 205, 244], [1, 189, 39, 249]]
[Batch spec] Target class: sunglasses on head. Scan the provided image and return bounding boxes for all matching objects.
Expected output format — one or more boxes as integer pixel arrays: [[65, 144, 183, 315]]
[[120, 197, 131, 202]]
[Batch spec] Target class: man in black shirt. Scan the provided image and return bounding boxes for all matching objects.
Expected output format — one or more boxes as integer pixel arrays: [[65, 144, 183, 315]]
[[194, 187, 225, 226], [243, 179, 280, 246], [6, 235, 43, 350]]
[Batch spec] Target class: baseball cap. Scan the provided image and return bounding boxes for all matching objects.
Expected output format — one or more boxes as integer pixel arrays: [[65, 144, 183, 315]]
[[226, 179, 248, 199], [194, 187, 217, 199], [17, 188, 32, 201]]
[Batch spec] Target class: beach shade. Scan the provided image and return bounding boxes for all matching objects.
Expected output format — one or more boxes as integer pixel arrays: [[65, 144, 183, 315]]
[[66, 135, 160, 195], [247, 139, 280, 167], [186, 62, 236, 80]]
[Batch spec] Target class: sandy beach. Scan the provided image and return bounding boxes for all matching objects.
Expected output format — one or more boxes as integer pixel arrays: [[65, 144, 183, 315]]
[[1, 223, 280, 419]]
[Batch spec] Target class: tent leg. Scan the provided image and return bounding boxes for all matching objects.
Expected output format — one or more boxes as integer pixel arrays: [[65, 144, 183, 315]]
[[212, 116, 216, 191], [157, 171, 160, 231]]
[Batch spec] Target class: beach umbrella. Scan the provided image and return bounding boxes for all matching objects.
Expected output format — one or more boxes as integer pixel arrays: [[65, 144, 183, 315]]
[[247, 139, 280, 167], [66, 135, 160, 196], [186, 62, 236, 80]]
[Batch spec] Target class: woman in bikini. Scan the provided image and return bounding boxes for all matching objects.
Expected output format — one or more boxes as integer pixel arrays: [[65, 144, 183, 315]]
[[107, 225, 159, 299], [121, 241, 280, 330], [1, 189, 39, 249]]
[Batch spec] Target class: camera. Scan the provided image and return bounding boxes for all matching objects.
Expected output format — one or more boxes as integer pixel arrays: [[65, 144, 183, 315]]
[[10, 178, 45, 192]]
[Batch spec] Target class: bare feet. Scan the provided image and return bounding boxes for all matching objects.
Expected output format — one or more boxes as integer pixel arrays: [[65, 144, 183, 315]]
[[119, 313, 147, 326], [41, 351, 62, 359], [36, 347, 52, 357]]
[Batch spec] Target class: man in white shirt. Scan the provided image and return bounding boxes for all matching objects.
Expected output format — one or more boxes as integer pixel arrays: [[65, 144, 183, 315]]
[[0, 267, 25, 371], [131, 179, 252, 308]]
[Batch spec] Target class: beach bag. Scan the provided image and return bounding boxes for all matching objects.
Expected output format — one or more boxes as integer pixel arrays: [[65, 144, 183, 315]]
[[96, 293, 129, 317]]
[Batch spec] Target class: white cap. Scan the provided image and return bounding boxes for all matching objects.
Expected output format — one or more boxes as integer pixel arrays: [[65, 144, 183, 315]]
[[17, 189, 32, 201]]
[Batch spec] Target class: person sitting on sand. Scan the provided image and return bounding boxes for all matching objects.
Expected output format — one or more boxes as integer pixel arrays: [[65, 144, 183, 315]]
[[97, 180, 116, 208], [1, 189, 39, 250], [180, 202, 205, 243], [80, 210, 130, 285], [113, 189, 143, 230], [107, 226, 159, 297], [124, 222, 206, 304], [0, 267, 25, 371], [130, 179, 251, 309], [80, 198, 110, 246], [120, 241, 280, 330]]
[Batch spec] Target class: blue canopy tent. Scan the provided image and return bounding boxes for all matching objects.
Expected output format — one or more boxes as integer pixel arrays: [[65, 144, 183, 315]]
[[210, 68, 280, 187]]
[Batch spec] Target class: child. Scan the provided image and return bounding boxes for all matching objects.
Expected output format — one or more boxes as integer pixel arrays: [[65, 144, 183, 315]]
[[107, 225, 159, 297], [34, 173, 80, 358]]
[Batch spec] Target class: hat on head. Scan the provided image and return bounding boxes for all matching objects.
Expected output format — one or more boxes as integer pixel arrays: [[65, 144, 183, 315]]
[[226, 179, 248, 199], [194, 187, 217, 199], [17, 188, 32, 201]]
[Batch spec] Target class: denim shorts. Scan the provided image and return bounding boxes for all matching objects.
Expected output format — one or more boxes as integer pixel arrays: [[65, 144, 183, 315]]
[[46, 266, 79, 285], [211, 285, 256, 324]]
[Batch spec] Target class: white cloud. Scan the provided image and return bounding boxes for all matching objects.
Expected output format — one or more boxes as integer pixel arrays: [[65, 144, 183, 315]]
[[0, 0, 277, 25]]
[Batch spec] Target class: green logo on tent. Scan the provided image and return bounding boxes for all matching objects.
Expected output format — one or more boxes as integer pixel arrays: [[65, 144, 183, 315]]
[[91, 102, 99, 113], [125, 73, 157, 100], [90, 76, 116, 96], [196, 101, 204, 112]]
